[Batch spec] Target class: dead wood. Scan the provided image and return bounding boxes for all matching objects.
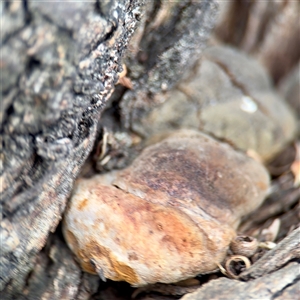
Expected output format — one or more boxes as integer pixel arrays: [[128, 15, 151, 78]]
[[1, 1, 299, 299], [239, 227, 300, 281], [1, 0, 143, 297], [1, 1, 217, 299], [181, 261, 299, 300]]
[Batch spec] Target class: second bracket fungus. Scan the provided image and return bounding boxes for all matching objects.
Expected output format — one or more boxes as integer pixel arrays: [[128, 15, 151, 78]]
[[63, 130, 270, 286], [133, 46, 297, 163]]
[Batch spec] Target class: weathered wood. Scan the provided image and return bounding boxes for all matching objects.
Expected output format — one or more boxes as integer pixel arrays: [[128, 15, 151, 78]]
[[1, 1, 217, 299], [239, 227, 300, 281], [1, 1, 298, 299], [1, 0, 143, 297], [181, 261, 300, 300], [181, 230, 300, 299], [214, 0, 300, 83]]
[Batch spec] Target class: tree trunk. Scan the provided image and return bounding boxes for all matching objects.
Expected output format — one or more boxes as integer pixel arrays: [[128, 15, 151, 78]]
[[1, 0, 143, 297], [1, 1, 299, 299]]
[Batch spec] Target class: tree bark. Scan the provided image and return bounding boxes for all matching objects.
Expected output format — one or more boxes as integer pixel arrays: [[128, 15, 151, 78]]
[[1, 0, 143, 297], [1, 1, 298, 299], [1, 1, 217, 299]]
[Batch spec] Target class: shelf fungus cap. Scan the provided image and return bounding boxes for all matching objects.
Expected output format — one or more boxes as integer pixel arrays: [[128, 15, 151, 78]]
[[134, 46, 297, 162], [63, 129, 270, 286]]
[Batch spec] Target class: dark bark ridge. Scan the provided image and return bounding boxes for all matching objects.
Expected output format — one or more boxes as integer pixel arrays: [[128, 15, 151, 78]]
[[1, 0, 143, 295], [120, 0, 218, 131]]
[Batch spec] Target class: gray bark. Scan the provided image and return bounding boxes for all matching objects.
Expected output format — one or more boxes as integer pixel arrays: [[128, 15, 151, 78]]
[[1, 1, 217, 299], [1, 0, 143, 297], [1, 1, 298, 299]]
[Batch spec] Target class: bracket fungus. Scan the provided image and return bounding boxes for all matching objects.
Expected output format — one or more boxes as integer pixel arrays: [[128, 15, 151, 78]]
[[63, 129, 270, 286], [133, 46, 297, 163]]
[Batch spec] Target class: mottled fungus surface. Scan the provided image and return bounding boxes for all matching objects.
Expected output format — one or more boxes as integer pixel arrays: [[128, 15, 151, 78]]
[[63, 130, 270, 286]]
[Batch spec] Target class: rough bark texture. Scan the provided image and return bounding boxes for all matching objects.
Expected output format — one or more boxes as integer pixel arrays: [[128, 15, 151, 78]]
[[1, 0, 143, 297], [1, 1, 217, 299], [181, 228, 300, 300], [181, 262, 299, 300], [1, 0, 299, 299]]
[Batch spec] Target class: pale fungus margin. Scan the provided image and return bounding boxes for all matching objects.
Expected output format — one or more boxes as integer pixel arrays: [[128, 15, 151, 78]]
[[63, 129, 270, 286]]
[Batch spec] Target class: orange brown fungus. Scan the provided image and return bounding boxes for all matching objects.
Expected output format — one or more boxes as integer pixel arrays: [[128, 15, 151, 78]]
[[63, 129, 270, 286], [110, 259, 139, 285], [77, 198, 88, 210]]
